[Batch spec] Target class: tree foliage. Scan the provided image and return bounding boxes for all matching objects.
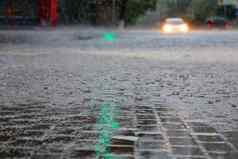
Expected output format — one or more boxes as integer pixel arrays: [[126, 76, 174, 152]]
[[57, 0, 157, 25], [190, 0, 218, 22], [157, 0, 230, 23], [217, 5, 237, 20], [157, 0, 191, 18], [58, 0, 96, 24], [119, 0, 157, 24]]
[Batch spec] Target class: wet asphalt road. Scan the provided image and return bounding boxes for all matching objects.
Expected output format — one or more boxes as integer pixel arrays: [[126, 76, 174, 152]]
[[0, 28, 238, 159]]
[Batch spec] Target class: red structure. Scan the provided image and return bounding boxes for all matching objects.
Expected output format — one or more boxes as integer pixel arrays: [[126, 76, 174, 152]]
[[1, 0, 57, 26], [38, 0, 57, 27]]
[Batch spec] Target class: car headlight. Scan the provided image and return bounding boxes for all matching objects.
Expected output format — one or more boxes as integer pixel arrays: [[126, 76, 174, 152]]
[[163, 24, 172, 33], [180, 24, 189, 32]]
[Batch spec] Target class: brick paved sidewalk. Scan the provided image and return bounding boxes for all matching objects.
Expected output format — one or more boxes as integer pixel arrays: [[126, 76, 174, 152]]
[[1, 98, 237, 159]]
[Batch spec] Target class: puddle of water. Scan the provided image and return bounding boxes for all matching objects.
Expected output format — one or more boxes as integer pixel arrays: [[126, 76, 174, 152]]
[[197, 135, 224, 142], [138, 151, 172, 159], [78, 35, 98, 41], [169, 137, 197, 146], [171, 146, 204, 156]]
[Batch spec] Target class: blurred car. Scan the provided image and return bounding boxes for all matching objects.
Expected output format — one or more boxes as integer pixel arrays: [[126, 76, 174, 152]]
[[206, 16, 232, 29], [161, 18, 190, 33]]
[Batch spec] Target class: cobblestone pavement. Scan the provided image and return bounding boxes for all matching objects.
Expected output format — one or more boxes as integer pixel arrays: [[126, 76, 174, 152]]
[[0, 28, 238, 159]]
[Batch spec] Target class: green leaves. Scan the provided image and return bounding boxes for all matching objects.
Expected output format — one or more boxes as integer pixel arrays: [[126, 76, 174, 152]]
[[191, 0, 218, 22], [124, 0, 157, 24]]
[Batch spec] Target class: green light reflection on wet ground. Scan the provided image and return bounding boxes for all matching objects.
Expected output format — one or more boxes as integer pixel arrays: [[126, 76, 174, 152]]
[[95, 102, 119, 159], [102, 32, 116, 42]]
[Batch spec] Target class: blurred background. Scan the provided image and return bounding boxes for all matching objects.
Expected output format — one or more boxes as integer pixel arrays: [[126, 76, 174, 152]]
[[0, 0, 237, 28]]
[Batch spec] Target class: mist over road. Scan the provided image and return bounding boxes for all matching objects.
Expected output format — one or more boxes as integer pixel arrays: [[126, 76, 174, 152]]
[[0, 28, 238, 159]]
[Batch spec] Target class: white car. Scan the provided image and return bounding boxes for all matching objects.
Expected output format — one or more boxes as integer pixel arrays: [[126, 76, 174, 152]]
[[161, 18, 190, 33]]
